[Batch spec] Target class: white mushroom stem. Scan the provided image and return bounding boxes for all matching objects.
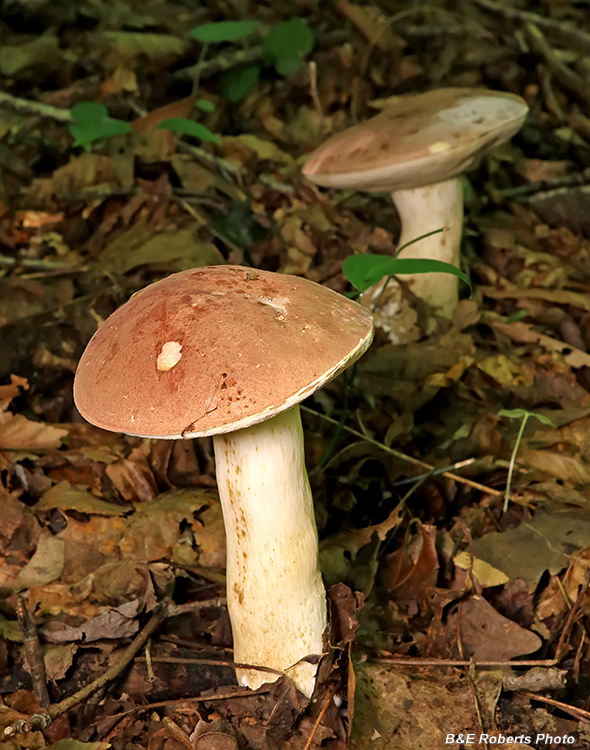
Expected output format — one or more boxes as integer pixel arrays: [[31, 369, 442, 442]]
[[362, 177, 464, 318], [392, 178, 463, 315], [213, 405, 326, 698]]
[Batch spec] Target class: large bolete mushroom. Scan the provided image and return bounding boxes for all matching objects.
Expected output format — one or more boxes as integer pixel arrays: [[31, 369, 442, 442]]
[[73, 265, 374, 698], [303, 88, 528, 331]]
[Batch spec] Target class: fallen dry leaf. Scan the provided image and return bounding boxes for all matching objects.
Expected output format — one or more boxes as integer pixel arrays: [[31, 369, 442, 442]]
[[471, 510, 590, 590], [0, 412, 67, 450], [382, 524, 439, 599], [450, 595, 541, 661]]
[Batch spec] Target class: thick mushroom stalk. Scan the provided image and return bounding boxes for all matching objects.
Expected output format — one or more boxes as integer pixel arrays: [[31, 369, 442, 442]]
[[213, 405, 326, 698], [361, 177, 463, 321]]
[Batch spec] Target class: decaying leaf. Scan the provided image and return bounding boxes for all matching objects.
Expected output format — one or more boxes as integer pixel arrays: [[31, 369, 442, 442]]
[[15, 534, 65, 589], [36, 481, 126, 516], [98, 225, 224, 275], [0, 411, 67, 450], [351, 663, 478, 749], [449, 595, 541, 661], [470, 511, 590, 590]]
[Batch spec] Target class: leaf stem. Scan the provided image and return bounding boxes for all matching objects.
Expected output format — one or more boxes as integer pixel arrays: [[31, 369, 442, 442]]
[[503, 413, 529, 512]]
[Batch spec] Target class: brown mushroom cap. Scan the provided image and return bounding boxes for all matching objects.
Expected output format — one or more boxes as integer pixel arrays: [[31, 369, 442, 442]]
[[302, 88, 529, 192], [74, 266, 374, 438]]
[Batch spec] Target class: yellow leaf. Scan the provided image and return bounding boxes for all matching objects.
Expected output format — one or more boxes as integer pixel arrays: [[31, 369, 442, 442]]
[[454, 551, 509, 587]]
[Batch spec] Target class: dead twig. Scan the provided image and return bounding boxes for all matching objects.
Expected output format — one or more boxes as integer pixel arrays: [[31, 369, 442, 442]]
[[554, 567, 590, 663], [100, 687, 271, 737], [173, 46, 265, 81], [523, 23, 590, 111], [16, 596, 50, 709], [136, 655, 286, 678], [471, 0, 590, 52], [164, 596, 227, 617], [302, 685, 337, 750], [301, 406, 502, 496], [467, 661, 489, 750], [162, 717, 193, 749], [520, 692, 590, 723], [372, 658, 559, 667], [0, 90, 73, 121], [4, 605, 166, 737], [0, 254, 88, 274]]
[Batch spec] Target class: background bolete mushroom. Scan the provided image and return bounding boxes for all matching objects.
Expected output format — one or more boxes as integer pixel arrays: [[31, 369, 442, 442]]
[[73, 265, 374, 698], [303, 88, 528, 335]]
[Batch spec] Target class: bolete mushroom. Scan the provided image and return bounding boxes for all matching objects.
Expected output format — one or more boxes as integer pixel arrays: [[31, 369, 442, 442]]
[[73, 265, 373, 698], [303, 88, 528, 332]]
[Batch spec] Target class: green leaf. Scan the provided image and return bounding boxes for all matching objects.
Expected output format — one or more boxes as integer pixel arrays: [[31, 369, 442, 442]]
[[70, 101, 108, 125], [262, 19, 315, 74], [191, 20, 261, 43], [275, 56, 303, 76], [157, 118, 221, 144], [503, 309, 529, 324], [195, 99, 215, 112], [68, 103, 132, 152], [342, 254, 472, 294], [219, 63, 261, 104], [499, 409, 555, 426]]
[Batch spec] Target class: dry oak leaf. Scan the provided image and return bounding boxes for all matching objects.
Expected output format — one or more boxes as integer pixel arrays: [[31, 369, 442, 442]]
[[470, 510, 590, 590], [449, 595, 541, 661], [0, 406, 67, 451], [15, 533, 65, 590], [37, 481, 126, 516]]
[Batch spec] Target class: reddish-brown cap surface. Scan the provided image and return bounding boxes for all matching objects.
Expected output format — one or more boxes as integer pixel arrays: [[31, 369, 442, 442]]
[[74, 266, 374, 438], [303, 88, 528, 192]]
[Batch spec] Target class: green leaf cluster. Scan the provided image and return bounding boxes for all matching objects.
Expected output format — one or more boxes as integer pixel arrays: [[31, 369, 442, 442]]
[[190, 17, 316, 104], [68, 102, 132, 152]]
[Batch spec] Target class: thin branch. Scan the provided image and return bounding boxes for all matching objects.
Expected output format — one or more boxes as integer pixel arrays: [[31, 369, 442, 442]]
[[523, 23, 590, 111], [4, 605, 166, 737], [173, 46, 265, 81], [471, 0, 590, 52], [521, 692, 590, 723], [554, 567, 590, 663], [16, 596, 50, 709], [372, 657, 559, 667], [301, 406, 502, 496], [0, 90, 73, 122]]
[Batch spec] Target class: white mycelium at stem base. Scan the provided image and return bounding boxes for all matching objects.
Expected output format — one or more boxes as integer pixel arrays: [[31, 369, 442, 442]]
[[361, 177, 464, 321], [213, 405, 326, 699]]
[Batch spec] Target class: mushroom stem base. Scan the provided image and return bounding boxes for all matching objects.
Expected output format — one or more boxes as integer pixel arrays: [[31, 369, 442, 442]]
[[213, 406, 326, 698]]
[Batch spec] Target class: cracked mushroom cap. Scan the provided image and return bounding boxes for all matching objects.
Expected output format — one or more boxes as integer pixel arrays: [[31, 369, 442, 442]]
[[74, 266, 374, 439], [302, 87, 529, 192]]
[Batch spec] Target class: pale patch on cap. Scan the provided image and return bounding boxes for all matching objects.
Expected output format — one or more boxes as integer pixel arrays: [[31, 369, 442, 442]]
[[428, 141, 451, 153], [157, 341, 183, 371]]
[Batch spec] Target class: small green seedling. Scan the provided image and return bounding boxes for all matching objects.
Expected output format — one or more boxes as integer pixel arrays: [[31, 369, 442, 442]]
[[68, 102, 132, 152], [190, 20, 262, 44], [190, 17, 316, 105], [156, 117, 221, 144], [156, 97, 221, 144], [342, 229, 472, 302], [262, 18, 316, 75], [499, 408, 555, 512]]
